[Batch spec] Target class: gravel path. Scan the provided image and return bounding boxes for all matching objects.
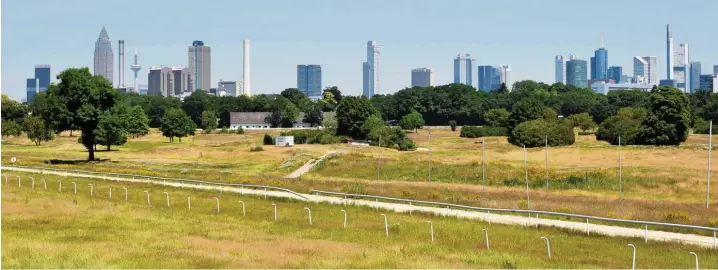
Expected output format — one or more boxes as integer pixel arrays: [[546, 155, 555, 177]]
[[284, 151, 337, 178], [5, 165, 716, 248]]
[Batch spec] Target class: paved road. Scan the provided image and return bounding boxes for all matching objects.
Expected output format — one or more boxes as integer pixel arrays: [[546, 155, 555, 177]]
[[285, 151, 337, 178], [5, 166, 716, 248]]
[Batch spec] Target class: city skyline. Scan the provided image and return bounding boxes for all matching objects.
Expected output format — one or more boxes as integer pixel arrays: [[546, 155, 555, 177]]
[[3, 0, 718, 101]]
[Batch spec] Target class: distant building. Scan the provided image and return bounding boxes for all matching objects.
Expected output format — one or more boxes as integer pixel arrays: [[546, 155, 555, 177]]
[[218, 80, 241, 97], [659, 79, 677, 87], [714, 65, 718, 75], [566, 58, 588, 88], [633, 56, 658, 86], [591, 82, 653, 95], [297, 65, 322, 98], [172, 66, 192, 96], [454, 54, 475, 87], [94, 27, 113, 85], [188, 40, 211, 91], [699, 75, 718, 93], [673, 43, 689, 92], [362, 41, 381, 97], [229, 111, 336, 129], [498, 65, 512, 89], [35, 65, 50, 92], [477, 65, 500, 91], [138, 84, 148, 95], [555, 55, 566, 84], [607, 66, 623, 83], [147, 66, 172, 96], [591, 47, 608, 80], [26, 78, 38, 103], [411, 68, 433, 87]]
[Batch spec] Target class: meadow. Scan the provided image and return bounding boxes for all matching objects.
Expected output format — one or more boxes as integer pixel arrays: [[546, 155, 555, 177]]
[[2, 171, 717, 269], [2, 127, 717, 227]]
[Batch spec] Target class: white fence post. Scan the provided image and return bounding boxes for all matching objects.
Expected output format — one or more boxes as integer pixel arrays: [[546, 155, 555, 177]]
[[164, 192, 170, 207], [59, 180, 62, 192], [88, 184, 94, 196], [644, 224, 648, 243], [425, 221, 434, 242], [213, 197, 220, 214], [144, 190, 151, 206], [4, 175, 7, 185], [689, 252, 699, 270], [380, 214, 388, 237], [271, 202, 277, 221], [239, 201, 245, 216], [41, 179, 47, 190], [17, 176, 21, 187], [627, 244, 636, 270], [123, 187, 128, 201], [540, 236, 551, 258], [187, 194, 191, 209], [340, 210, 347, 229], [586, 218, 590, 235], [72, 182, 77, 194], [30, 177, 34, 189], [482, 229, 490, 250], [304, 207, 312, 225], [109, 186, 112, 199]]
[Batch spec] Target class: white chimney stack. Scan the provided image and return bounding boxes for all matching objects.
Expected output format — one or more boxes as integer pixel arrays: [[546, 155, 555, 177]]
[[243, 39, 251, 96]]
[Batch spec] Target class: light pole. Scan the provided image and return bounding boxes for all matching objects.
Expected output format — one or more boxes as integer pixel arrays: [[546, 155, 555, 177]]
[[545, 135, 549, 191], [428, 131, 432, 182], [689, 252, 699, 270], [524, 145, 530, 209], [482, 136, 486, 191], [707, 120, 713, 208], [377, 134, 381, 182], [540, 236, 550, 258], [627, 244, 636, 270], [619, 135, 623, 199]]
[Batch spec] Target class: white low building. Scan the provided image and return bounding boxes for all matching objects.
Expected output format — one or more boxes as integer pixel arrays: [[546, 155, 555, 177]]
[[591, 82, 653, 95]]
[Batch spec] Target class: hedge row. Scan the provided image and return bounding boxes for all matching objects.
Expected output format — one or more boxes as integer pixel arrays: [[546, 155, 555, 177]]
[[459, 126, 508, 138]]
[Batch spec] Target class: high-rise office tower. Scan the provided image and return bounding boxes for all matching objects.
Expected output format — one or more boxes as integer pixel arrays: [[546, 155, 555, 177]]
[[699, 75, 718, 92], [633, 56, 658, 85], [362, 41, 381, 97], [26, 78, 38, 103], [555, 55, 566, 84], [297, 65, 322, 98], [188, 40, 211, 91], [477, 65, 499, 91], [411, 68, 433, 87], [673, 43, 689, 92], [499, 65, 512, 89], [243, 40, 251, 96], [34, 65, 50, 92], [566, 58, 588, 88], [666, 24, 674, 81], [94, 26, 114, 84], [689, 62, 701, 93], [592, 44, 608, 80], [714, 65, 718, 75], [453, 54, 475, 87], [117, 40, 125, 88], [607, 66, 623, 83], [218, 80, 241, 97], [130, 49, 142, 92], [148, 66, 173, 96], [171, 66, 192, 96]]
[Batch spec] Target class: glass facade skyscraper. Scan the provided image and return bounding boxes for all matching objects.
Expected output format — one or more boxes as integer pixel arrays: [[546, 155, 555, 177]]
[[297, 65, 322, 98], [362, 41, 381, 97], [566, 59, 588, 88], [93, 27, 113, 84], [26, 78, 38, 103], [411, 68, 433, 87], [689, 62, 701, 93], [633, 56, 658, 85], [591, 48, 608, 80], [477, 65, 499, 91], [188, 40, 212, 91], [555, 55, 565, 84], [34, 65, 51, 91], [453, 54, 475, 87], [607, 66, 623, 83]]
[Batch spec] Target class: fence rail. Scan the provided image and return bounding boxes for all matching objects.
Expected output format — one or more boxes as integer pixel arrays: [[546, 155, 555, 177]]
[[311, 189, 718, 234], [3, 165, 308, 200]]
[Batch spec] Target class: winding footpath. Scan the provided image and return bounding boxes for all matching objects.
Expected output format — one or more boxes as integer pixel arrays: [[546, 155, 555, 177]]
[[4, 165, 717, 248]]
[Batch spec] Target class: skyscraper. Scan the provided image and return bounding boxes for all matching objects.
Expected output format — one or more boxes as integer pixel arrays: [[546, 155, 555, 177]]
[[555, 55, 566, 84], [26, 78, 38, 103], [297, 65, 322, 98], [453, 54, 475, 87], [188, 40, 211, 91], [411, 68, 433, 87], [673, 43, 689, 92], [117, 40, 125, 88], [93, 26, 113, 84], [666, 24, 674, 81], [172, 66, 192, 96], [566, 58, 588, 88], [592, 47, 608, 80], [218, 80, 241, 97], [34, 65, 50, 92], [607, 66, 623, 83], [498, 65, 512, 89], [148, 66, 172, 96], [362, 41, 381, 97], [633, 56, 658, 85], [689, 62, 701, 93], [714, 65, 718, 75], [477, 65, 499, 91]]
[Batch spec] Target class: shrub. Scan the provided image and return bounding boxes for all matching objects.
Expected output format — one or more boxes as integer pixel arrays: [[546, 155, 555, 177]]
[[448, 120, 457, 132], [567, 112, 597, 132], [218, 127, 230, 134], [693, 118, 711, 134], [484, 108, 510, 128], [263, 134, 274, 145], [551, 206, 572, 213], [236, 127, 245, 134], [663, 211, 690, 222], [508, 119, 575, 147], [517, 199, 528, 209], [596, 107, 647, 145], [460, 126, 508, 138], [249, 145, 264, 152]]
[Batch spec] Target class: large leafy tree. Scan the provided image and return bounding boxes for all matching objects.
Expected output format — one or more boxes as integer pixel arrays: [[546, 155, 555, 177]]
[[336, 96, 378, 139], [303, 103, 324, 127], [47, 67, 119, 160], [634, 86, 691, 145], [2, 120, 23, 137], [567, 112, 597, 132], [126, 105, 150, 138], [483, 108, 510, 128], [267, 97, 299, 128], [201, 110, 218, 132], [1, 94, 26, 123], [160, 108, 196, 143], [324, 86, 342, 103], [508, 98, 545, 130], [280, 88, 312, 112], [94, 106, 129, 151], [181, 90, 214, 128], [399, 111, 424, 132], [23, 115, 54, 145], [596, 107, 648, 145]]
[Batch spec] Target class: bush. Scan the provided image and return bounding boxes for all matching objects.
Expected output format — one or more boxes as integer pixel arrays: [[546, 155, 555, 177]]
[[249, 145, 264, 152], [218, 127, 230, 134], [693, 118, 711, 134], [448, 120, 457, 132], [236, 127, 245, 134], [263, 134, 274, 145], [1, 120, 23, 137], [484, 108, 510, 128], [508, 119, 575, 147], [663, 211, 690, 222], [595, 107, 647, 145], [460, 126, 508, 138]]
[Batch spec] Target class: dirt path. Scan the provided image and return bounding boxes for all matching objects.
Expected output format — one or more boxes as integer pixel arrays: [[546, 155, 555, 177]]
[[4, 165, 717, 249], [285, 151, 337, 178]]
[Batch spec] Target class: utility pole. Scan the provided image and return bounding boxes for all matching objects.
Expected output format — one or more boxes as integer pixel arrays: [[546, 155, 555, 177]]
[[545, 135, 549, 191], [619, 136, 623, 200], [428, 131, 432, 182], [377, 134, 381, 182], [482, 136, 486, 191], [524, 145, 530, 209], [708, 121, 713, 208]]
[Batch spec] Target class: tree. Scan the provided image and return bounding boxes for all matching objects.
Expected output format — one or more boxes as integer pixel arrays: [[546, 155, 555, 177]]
[[508, 119, 575, 147], [263, 134, 274, 145], [324, 86, 342, 103], [335, 96, 378, 139], [508, 98, 545, 130], [126, 105, 150, 138], [1, 94, 26, 123], [2, 120, 23, 137], [303, 103, 323, 127], [490, 82, 509, 94], [322, 114, 338, 135], [399, 111, 425, 132], [46, 67, 119, 161], [23, 115, 54, 145], [160, 108, 197, 143], [201, 110, 218, 133], [560, 89, 600, 116], [595, 107, 647, 145], [319, 91, 338, 112], [448, 120, 457, 132], [633, 86, 691, 145], [181, 90, 214, 128], [483, 108, 510, 128], [94, 107, 129, 151], [567, 113, 597, 133], [267, 97, 299, 128], [360, 114, 386, 140], [280, 88, 311, 112]]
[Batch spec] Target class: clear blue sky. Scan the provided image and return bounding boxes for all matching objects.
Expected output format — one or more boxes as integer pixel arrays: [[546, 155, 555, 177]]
[[3, 0, 717, 101]]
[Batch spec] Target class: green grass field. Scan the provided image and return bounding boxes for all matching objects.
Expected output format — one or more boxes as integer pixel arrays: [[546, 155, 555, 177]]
[[2, 171, 717, 268]]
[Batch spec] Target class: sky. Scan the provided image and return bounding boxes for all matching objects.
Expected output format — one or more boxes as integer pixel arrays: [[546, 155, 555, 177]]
[[2, 0, 718, 102]]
